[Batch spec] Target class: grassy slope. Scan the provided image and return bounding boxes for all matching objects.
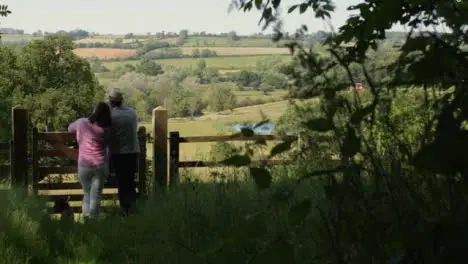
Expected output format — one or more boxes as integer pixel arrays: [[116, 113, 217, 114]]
[[182, 36, 276, 47], [102, 55, 291, 70], [159, 47, 290, 56]]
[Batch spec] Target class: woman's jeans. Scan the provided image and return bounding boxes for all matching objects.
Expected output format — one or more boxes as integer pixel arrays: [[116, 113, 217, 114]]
[[78, 163, 108, 218]]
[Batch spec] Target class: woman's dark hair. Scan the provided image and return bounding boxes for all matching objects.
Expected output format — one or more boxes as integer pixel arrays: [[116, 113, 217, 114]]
[[88, 102, 112, 128]]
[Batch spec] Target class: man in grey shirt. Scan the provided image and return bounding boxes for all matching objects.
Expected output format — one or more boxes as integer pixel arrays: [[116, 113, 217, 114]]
[[108, 88, 140, 215]]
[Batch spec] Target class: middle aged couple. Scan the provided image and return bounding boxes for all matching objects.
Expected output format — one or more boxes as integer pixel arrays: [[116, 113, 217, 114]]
[[67, 88, 139, 220]]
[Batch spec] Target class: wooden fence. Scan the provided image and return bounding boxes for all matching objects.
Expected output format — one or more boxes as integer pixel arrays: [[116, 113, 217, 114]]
[[0, 141, 11, 179], [31, 127, 147, 213], [167, 131, 292, 184], [149, 107, 295, 186], [2, 107, 300, 214]]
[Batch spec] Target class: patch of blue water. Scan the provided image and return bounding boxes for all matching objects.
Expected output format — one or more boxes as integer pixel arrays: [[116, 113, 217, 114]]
[[227, 123, 275, 134]]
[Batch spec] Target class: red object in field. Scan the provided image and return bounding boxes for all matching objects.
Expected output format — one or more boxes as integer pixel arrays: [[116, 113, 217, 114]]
[[355, 82, 364, 90]]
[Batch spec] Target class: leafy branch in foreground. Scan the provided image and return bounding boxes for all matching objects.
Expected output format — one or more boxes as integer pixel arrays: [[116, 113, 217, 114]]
[[0, 5, 10, 17], [229, 0, 468, 263]]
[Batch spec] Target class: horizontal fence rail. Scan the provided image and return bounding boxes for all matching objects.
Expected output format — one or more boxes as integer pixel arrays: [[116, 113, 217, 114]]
[[177, 134, 296, 143], [168, 131, 297, 185]]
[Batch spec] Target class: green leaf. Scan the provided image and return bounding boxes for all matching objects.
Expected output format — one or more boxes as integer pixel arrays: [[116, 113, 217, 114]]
[[272, 188, 293, 203], [255, 0, 262, 9], [288, 199, 311, 225], [220, 155, 251, 167], [250, 167, 272, 189], [287, 5, 298, 13], [272, 0, 280, 9], [254, 119, 271, 129], [412, 142, 456, 174], [350, 104, 374, 125], [244, 212, 267, 238], [243, 1, 253, 11], [269, 139, 295, 158], [299, 3, 308, 13], [241, 127, 254, 137], [251, 238, 294, 264], [341, 127, 360, 158], [303, 118, 334, 132]]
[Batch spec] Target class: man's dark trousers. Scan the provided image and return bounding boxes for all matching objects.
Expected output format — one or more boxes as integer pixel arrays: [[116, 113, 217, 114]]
[[111, 153, 138, 214]]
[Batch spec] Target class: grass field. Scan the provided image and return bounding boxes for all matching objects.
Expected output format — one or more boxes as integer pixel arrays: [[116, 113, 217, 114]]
[[179, 47, 290, 56], [74, 48, 137, 59], [234, 89, 288, 101], [74, 37, 139, 44], [102, 55, 291, 70], [73, 46, 289, 60], [183, 36, 277, 47]]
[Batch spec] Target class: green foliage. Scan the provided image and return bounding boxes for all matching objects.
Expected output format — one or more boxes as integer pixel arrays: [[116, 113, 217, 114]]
[[135, 40, 171, 57], [230, 70, 262, 88], [0, 35, 102, 132], [205, 83, 237, 112], [287, 198, 311, 225], [191, 48, 218, 58], [220, 154, 251, 167], [249, 167, 272, 189], [167, 85, 203, 117], [227, 31, 240, 41], [89, 57, 110, 73], [136, 57, 164, 76], [228, 0, 468, 262], [209, 142, 240, 162], [144, 48, 184, 60], [259, 70, 288, 90]]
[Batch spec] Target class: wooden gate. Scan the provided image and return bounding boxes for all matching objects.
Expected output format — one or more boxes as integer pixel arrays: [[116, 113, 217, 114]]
[[31, 126, 147, 213], [0, 141, 11, 183]]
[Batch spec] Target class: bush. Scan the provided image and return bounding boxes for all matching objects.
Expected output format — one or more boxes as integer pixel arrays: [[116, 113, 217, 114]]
[[136, 40, 171, 58], [144, 48, 184, 60]]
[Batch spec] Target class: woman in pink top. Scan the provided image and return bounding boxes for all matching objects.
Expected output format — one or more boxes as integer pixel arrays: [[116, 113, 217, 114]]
[[68, 102, 112, 220]]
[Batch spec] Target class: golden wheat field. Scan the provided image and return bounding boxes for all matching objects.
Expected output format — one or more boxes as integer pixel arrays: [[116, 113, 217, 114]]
[[73, 48, 137, 59]]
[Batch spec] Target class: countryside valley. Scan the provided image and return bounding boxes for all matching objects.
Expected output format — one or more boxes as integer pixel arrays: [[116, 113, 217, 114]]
[[0, 1, 467, 263]]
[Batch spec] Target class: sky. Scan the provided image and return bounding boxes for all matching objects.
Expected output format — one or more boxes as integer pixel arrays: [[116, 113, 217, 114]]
[[0, 0, 361, 35]]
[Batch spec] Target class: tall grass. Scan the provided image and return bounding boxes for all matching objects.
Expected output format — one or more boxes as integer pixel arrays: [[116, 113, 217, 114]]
[[0, 167, 326, 263]]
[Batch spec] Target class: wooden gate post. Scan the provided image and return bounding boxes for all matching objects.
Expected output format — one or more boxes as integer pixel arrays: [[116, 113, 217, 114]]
[[152, 107, 168, 190], [11, 107, 29, 190], [169, 131, 180, 186], [137, 126, 147, 197]]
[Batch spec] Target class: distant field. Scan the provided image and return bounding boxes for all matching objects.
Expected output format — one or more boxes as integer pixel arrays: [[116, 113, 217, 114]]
[[180, 47, 290, 56], [102, 55, 291, 70], [74, 48, 136, 59], [74, 37, 144, 44], [183, 36, 276, 47], [75, 46, 289, 60], [1, 34, 288, 50], [234, 90, 288, 101], [0, 34, 41, 41]]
